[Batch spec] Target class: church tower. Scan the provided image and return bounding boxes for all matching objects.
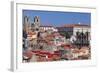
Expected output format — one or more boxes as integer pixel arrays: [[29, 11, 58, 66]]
[[24, 16, 31, 33], [33, 16, 41, 31]]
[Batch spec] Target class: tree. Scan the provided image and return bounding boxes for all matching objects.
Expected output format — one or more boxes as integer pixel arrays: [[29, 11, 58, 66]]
[[59, 31, 70, 39]]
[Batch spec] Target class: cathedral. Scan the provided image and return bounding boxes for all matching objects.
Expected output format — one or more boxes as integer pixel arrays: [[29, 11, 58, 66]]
[[24, 16, 41, 33]]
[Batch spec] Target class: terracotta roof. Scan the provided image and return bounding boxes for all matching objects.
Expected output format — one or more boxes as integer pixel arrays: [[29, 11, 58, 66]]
[[28, 31, 36, 35], [40, 25, 53, 27], [23, 50, 33, 58], [72, 49, 80, 53], [45, 33, 62, 39], [58, 24, 90, 28], [61, 44, 71, 49]]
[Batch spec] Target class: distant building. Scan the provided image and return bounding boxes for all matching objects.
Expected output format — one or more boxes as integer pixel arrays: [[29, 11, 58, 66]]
[[57, 24, 90, 38], [31, 16, 41, 32], [40, 25, 58, 32], [45, 32, 66, 46], [23, 16, 31, 34]]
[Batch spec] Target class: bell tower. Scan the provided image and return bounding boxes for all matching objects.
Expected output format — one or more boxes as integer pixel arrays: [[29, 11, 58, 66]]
[[34, 16, 41, 31], [24, 16, 31, 33]]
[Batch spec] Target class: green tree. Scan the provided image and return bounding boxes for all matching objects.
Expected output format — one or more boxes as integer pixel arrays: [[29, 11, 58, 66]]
[[59, 31, 70, 39]]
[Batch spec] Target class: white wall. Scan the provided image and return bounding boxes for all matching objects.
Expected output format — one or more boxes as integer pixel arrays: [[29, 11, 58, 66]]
[[73, 27, 91, 35], [0, 0, 100, 73]]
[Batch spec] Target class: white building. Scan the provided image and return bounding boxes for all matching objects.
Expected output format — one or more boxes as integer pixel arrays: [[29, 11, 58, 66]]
[[72, 25, 90, 36], [40, 25, 58, 32], [57, 24, 90, 39]]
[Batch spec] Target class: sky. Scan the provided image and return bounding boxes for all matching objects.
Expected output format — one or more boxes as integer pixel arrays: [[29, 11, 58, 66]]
[[23, 10, 91, 27]]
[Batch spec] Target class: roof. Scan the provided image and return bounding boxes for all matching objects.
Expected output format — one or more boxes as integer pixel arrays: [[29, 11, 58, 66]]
[[28, 31, 36, 35], [23, 50, 33, 58], [58, 24, 90, 28], [40, 25, 53, 27], [45, 33, 61, 39]]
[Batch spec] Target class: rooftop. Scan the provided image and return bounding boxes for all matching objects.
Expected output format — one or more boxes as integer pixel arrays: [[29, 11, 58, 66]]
[[57, 24, 90, 28], [40, 25, 53, 27]]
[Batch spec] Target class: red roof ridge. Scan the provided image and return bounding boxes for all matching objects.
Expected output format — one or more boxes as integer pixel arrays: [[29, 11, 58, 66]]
[[63, 24, 90, 27], [56, 24, 90, 28]]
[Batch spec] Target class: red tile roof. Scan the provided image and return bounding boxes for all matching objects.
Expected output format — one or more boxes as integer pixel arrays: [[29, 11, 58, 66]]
[[58, 24, 90, 28], [40, 25, 53, 27]]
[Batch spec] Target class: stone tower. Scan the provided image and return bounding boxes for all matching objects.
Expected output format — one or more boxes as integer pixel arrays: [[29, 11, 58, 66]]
[[33, 16, 41, 31], [24, 16, 31, 33]]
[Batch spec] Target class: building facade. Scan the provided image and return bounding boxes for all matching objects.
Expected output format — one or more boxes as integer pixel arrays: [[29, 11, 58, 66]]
[[57, 24, 90, 38]]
